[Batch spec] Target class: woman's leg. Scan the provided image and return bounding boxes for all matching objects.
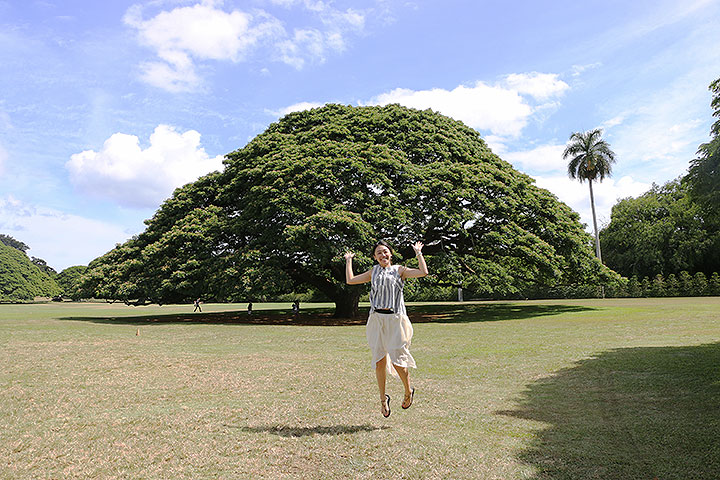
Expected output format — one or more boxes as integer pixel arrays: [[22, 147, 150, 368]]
[[392, 364, 413, 408], [376, 356, 389, 414]]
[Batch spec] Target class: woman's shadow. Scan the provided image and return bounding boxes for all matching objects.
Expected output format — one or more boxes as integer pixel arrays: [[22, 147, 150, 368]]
[[229, 424, 389, 438]]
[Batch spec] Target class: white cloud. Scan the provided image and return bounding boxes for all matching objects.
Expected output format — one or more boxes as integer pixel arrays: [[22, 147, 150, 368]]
[[126, 4, 256, 61], [125, 1, 367, 90], [125, 2, 282, 92], [277, 28, 328, 68], [503, 72, 569, 100], [66, 125, 224, 209], [368, 84, 531, 137], [269, 101, 326, 117], [137, 56, 201, 93], [601, 115, 625, 129], [483, 135, 508, 155], [270, 0, 367, 28], [273, 5, 365, 67], [502, 144, 567, 173], [335, 9, 365, 29], [533, 174, 651, 231], [571, 62, 602, 77], [365, 73, 569, 137], [0, 195, 133, 271]]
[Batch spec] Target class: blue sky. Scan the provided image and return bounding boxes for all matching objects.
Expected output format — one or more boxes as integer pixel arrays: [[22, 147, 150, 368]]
[[1, 0, 719, 270]]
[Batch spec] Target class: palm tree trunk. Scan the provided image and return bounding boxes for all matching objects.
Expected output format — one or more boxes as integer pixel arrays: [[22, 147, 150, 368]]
[[588, 179, 603, 263]]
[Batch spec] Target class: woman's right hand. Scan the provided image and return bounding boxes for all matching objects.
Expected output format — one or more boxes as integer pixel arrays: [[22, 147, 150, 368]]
[[344, 251, 355, 261]]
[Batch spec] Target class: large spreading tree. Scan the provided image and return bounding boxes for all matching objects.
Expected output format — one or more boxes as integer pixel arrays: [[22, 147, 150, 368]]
[[81, 104, 615, 316]]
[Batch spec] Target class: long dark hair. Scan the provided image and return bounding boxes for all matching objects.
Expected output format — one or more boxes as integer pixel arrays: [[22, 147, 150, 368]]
[[372, 239, 394, 257]]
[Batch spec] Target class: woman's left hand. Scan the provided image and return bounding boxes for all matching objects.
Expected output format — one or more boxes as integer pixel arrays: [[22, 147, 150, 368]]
[[412, 241, 424, 256]]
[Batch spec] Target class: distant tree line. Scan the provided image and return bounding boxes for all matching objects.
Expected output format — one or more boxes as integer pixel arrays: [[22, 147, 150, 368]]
[[611, 272, 720, 298], [600, 179, 720, 278]]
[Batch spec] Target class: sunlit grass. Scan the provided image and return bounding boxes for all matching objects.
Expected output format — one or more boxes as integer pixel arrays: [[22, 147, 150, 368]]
[[2, 298, 719, 479]]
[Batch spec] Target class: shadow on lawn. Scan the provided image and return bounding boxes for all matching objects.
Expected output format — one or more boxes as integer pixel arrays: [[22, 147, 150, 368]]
[[231, 424, 389, 437], [408, 303, 595, 324], [497, 342, 720, 479], [59, 303, 596, 326]]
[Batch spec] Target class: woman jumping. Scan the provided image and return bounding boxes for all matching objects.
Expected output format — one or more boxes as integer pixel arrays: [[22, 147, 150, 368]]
[[345, 240, 428, 418]]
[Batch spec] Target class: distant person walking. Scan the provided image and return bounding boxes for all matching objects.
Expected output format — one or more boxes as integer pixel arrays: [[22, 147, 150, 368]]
[[292, 300, 300, 315], [193, 298, 202, 312], [345, 240, 428, 417], [247, 302, 253, 315]]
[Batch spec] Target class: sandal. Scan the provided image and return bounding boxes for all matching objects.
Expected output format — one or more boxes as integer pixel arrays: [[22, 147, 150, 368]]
[[382, 394, 391, 418], [402, 387, 415, 409]]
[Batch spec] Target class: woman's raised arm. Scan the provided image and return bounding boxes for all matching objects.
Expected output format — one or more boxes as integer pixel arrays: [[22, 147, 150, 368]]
[[345, 251, 372, 284], [401, 241, 428, 279]]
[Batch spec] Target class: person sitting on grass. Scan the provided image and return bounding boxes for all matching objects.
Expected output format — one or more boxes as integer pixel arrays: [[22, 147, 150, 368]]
[[345, 240, 428, 418]]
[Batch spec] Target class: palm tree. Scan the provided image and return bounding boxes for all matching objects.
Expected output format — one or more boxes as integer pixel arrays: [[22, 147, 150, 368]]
[[563, 128, 616, 263]]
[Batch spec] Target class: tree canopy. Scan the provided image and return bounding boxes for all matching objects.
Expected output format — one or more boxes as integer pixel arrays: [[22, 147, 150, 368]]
[[0, 241, 60, 302], [32, 257, 58, 277], [600, 179, 720, 278], [564, 129, 616, 184], [685, 77, 720, 218], [55, 265, 89, 300], [0, 234, 29, 253], [81, 104, 616, 316]]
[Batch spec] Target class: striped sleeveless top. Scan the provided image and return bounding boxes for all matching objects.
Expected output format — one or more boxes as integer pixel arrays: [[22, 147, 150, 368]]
[[369, 264, 406, 315]]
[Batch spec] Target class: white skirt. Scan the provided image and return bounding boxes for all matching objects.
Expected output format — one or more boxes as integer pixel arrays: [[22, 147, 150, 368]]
[[366, 311, 416, 378]]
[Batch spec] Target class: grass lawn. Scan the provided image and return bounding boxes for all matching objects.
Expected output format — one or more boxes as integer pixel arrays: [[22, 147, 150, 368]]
[[1, 298, 719, 479]]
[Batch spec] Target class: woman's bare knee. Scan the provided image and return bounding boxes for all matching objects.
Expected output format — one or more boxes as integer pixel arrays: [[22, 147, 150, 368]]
[[393, 364, 408, 376]]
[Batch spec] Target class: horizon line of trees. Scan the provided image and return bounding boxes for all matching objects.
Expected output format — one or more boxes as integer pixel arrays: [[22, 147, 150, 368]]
[[2, 231, 719, 304], [523, 271, 720, 300]]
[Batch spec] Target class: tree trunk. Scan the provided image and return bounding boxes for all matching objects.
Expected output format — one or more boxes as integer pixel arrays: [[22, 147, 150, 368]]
[[588, 179, 603, 263], [286, 264, 362, 318], [332, 288, 362, 318]]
